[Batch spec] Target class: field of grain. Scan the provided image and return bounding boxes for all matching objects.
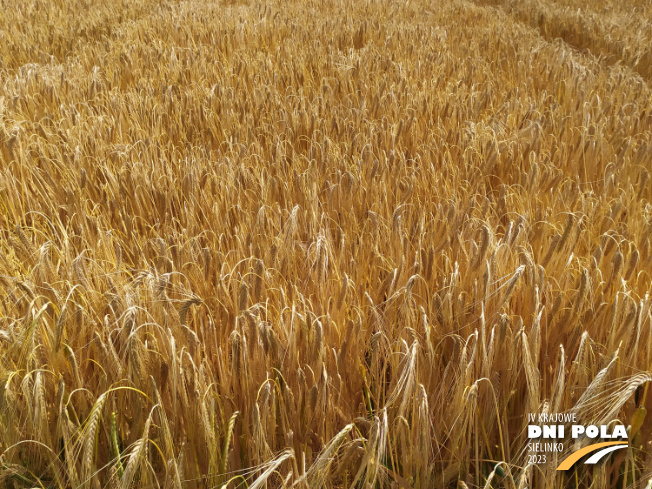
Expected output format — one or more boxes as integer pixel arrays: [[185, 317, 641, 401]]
[[0, 0, 651, 487]]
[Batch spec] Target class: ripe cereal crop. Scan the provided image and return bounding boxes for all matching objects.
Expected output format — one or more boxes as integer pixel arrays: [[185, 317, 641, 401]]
[[0, 0, 651, 487]]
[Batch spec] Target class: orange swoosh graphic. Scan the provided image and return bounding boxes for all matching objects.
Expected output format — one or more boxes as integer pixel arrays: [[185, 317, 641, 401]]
[[557, 442, 627, 471]]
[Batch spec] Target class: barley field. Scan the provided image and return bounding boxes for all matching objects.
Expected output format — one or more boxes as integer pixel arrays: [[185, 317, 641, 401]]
[[0, 0, 651, 487]]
